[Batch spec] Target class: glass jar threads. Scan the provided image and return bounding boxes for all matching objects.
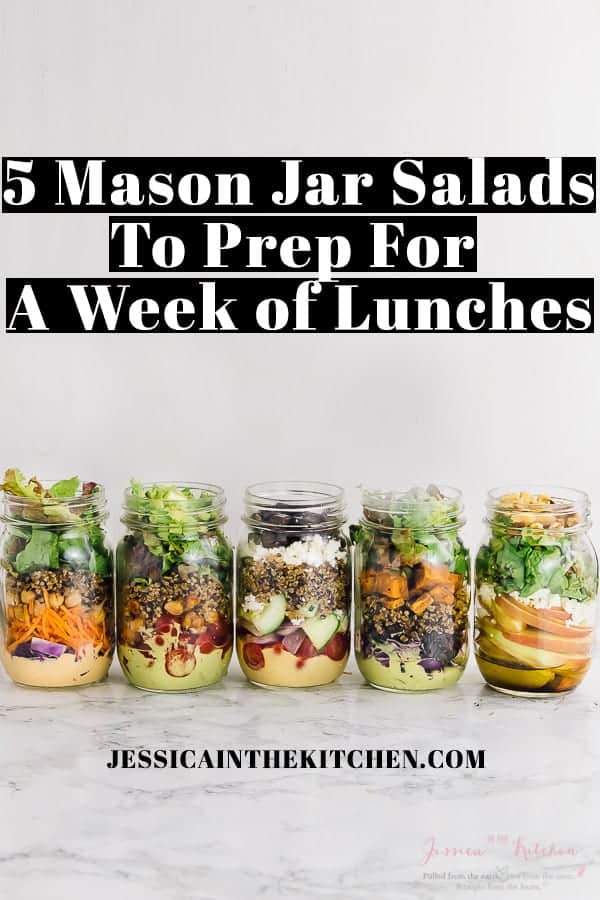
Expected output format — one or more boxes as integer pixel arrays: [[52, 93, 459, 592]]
[[237, 482, 351, 687], [116, 482, 233, 691], [353, 485, 470, 692], [0, 470, 114, 688], [475, 487, 598, 696]]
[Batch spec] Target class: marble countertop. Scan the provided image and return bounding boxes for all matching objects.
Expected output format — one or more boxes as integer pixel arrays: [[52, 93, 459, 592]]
[[1, 655, 599, 900]]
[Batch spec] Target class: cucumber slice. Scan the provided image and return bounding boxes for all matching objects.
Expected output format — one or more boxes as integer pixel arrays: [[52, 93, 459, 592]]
[[295, 599, 321, 619], [303, 614, 339, 651], [335, 612, 349, 634], [243, 593, 287, 636]]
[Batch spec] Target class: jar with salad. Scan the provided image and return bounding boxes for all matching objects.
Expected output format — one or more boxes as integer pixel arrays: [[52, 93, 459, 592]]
[[353, 485, 470, 692], [237, 482, 351, 687], [116, 482, 233, 691], [475, 487, 598, 695], [0, 469, 114, 688]]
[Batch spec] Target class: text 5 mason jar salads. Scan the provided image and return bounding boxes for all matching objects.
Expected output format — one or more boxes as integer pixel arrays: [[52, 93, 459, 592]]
[[237, 482, 351, 687], [116, 482, 233, 691], [353, 485, 470, 691], [475, 488, 598, 696], [0, 469, 114, 688]]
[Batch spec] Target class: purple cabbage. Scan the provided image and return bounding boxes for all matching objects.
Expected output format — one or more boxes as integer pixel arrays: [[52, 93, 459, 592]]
[[419, 657, 444, 673], [13, 638, 67, 660]]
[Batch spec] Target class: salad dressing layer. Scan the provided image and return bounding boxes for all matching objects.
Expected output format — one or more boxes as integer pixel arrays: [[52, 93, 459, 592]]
[[2, 644, 110, 687], [120, 641, 232, 692], [238, 641, 346, 688]]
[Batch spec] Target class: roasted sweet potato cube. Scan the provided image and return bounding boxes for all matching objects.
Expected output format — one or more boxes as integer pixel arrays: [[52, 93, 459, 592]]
[[428, 584, 455, 605], [383, 596, 405, 610], [377, 571, 408, 601], [410, 594, 433, 615], [360, 571, 378, 594], [412, 562, 453, 592]]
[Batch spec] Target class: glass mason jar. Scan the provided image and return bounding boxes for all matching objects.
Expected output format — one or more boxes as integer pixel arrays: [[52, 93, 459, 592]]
[[475, 487, 598, 696], [353, 485, 470, 692], [116, 482, 233, 691], [0, 479, 114, 687], [237, 482, 351, 687]]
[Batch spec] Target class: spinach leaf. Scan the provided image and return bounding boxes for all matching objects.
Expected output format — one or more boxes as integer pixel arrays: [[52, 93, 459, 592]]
[[495, 541, 525, 591]]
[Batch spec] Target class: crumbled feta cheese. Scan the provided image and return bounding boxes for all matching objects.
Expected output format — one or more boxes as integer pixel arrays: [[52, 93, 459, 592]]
[[508, 588, 596, 627], [242, 593, 264, 613], [290, 617, 305, 627], [250, 534, 346, 567], [478, 583, 496, 604], [510, 588, 562, 610], [561, 597, 596, 627]]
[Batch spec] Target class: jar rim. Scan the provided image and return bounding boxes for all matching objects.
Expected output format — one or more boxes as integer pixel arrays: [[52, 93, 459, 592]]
[[245, 481, 344, 509], [361, 483, 463, 509], [244, 481, 346, 531], [485, 485, 591, 532], [0, 481, 107, 526], [123, 481, 225, 505], [121, 481, 227, 529], [359, 484, 464, 533]]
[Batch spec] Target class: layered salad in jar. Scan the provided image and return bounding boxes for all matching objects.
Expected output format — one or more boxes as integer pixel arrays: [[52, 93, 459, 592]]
[[353, 485, 470, 691], [116, 482, 233, 691], [237, 483, 350, 687], [0, 470, 114, 687], [475, 489, 598, 695]]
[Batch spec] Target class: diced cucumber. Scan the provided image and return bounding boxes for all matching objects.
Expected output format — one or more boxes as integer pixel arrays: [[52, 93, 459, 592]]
[[244, 593, 287, 636], [335, 612, 349, 633], [303, 614, 339, 650], [296, 599, 320, 619]]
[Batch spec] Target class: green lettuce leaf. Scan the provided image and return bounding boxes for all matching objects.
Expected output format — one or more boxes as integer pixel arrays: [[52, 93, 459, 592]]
[[0, 468, 43, 499], [15, 529, 59, 573], [49, 477, 81, 498]]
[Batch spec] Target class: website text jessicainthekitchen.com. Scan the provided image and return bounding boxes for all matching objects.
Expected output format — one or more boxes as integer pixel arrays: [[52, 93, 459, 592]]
[[106, 747, 486, 770]]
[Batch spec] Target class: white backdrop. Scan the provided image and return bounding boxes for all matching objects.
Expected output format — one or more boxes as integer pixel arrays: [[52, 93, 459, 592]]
[[0, 0, 598, 556]]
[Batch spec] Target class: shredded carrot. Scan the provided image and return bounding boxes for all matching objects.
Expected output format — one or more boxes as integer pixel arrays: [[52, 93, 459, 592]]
[[7, 601, 111, 656]]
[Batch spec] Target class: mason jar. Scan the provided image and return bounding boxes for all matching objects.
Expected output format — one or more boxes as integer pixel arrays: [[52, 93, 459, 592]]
[[353, 485, 470, 692], [0, 476, 114, 687], [116, 482, 233, 691], [475, 487, 598, 696], [237, 482, 351, 687]]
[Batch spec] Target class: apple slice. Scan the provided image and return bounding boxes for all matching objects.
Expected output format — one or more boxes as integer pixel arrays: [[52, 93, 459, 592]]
[[478, 620, 576, 669], [492, 599, 526, 634], [497, 595, 593, 639], [503, 627, 592, 657], [477, 635, 522, 665]]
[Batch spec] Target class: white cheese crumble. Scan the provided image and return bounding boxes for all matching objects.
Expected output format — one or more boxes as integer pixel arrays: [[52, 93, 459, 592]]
[[250, 534, 346, 568], [241, 593, 264, 613], [561, 597, 596, 627], [478, 583, 496, 604], [510, 588, 562, 610], [290, 617, 305, 627], [509, 588, 596, 627]]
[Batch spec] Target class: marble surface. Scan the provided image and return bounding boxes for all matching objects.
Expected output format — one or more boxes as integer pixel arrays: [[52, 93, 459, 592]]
[[1, 653, 599, 900]]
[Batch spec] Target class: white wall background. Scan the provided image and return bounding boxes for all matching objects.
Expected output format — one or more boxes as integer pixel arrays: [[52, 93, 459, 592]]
[[0, 0, 598, 554]]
